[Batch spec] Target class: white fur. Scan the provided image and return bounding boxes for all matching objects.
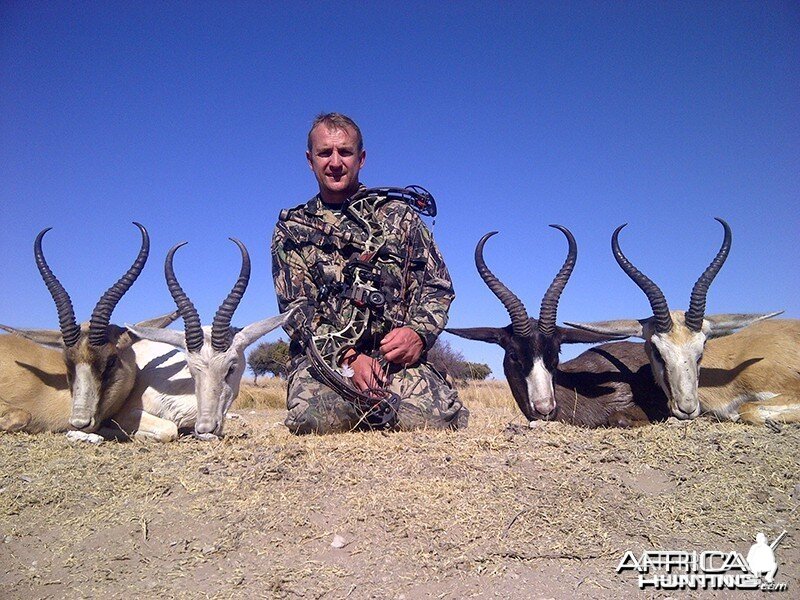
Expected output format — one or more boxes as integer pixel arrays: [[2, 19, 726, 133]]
[[70, 363, 101, 428], [123, 311, 290, 439], [650, 330, 705, 418], [526, 357, 555, 415]]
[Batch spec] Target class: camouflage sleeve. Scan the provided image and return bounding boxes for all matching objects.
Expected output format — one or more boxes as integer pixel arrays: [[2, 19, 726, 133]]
[[271, 221, 316, 342], [404, 214, 455, 351]]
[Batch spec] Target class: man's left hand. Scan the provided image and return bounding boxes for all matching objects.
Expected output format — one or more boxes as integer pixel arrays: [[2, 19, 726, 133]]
[[380, 327, 424, 365]]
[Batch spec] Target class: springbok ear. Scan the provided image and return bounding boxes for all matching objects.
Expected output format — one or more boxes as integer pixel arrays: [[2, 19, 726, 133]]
[[117, 312, 182, 350], [233, 313, 290, 350], [445, 327, 506, 346], [135, 311, 181, 329], [558, 325, 630, 344], [103, 324, 136, 350], [126, 325, 187, 349], [704, 311, 784, 339], [0, 325, 64, 349], [563, 320, 646, 339]]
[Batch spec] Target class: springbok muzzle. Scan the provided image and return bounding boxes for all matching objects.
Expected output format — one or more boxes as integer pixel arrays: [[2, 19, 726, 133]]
[[527, 359, 556, 416], [194, 418, 222, 441]]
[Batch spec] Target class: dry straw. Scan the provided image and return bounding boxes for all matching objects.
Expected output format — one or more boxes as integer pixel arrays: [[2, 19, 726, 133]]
[[1, 381, 797, 598]]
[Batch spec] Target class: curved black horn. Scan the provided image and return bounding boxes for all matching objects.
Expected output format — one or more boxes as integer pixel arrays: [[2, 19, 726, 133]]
[[475, 232, 532, 337], [211, 238, 251, 352], [88, 222, 150, 346], [34, 228, 81, 347], [612, 224, 673, 333], [684, 218, 732, 332], [165, 242, 205, 353], [538, 225, 577, 336]]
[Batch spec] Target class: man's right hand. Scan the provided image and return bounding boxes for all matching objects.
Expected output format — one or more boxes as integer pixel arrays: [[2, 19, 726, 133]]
[[341, 350, 386, 392]]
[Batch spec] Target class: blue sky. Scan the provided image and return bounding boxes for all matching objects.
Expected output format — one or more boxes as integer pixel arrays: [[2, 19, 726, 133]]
[[1, 2, 798, 380]]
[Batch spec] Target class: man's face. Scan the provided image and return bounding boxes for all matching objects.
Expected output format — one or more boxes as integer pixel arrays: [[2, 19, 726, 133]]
[[306, 124, 365, 203]]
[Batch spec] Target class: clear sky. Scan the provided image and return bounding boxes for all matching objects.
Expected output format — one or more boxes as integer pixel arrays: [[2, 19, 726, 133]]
[[2, 2, 798, 379]]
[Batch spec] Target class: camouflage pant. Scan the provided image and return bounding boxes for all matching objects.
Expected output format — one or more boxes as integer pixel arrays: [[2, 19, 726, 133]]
[[285, 359, 469, 435]]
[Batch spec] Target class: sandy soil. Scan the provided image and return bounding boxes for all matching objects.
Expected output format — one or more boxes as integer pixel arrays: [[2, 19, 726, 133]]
[[1, 402, 798, 599]]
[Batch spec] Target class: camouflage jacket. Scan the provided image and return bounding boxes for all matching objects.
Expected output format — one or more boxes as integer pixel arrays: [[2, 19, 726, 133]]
[[271, 186, 454, 366]]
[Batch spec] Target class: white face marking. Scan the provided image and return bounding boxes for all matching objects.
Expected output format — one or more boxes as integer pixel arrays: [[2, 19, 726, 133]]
[[187, 341, 248, 436], [70, 363, 101, 428], [650, 329, 707, 419], [525, 357, 555, 415]]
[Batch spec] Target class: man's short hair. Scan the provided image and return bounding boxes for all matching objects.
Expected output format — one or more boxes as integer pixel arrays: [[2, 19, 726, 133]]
[[307, 113, 364, 152]]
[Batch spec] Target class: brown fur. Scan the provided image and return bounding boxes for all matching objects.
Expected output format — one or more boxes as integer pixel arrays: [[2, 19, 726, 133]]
[[700, 319, 800, 424], [0, 313, 177, 435], [551, 341, 671, 427], [0, 335, 72, 433]]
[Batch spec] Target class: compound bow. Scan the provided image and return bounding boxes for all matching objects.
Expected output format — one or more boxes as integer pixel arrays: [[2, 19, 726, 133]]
[[286, 186, 437, 426]]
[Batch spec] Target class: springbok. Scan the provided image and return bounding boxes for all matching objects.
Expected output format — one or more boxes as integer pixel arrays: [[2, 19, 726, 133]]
[[565, 219, 794, 424], [447, 227, 669, 427], [123, 238, 293, 441], [0, 223, 176, 434]]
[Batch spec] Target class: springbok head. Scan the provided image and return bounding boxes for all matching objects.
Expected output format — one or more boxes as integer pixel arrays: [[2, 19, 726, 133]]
[[565, 218, 781, 419], [447, 226, 627, 421], [127, 239, 291, 440], [0, 223, 176, 431]]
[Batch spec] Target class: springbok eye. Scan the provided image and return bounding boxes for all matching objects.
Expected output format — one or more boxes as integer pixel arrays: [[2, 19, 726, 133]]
[[651, 346, 664, 363], [507, 351, 519, 363], [106, 356, 117, 371], [227, 363, 237, 377], [696, 353, 704, 364]]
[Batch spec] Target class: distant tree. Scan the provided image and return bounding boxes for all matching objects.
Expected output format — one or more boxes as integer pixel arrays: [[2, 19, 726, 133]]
[[464, 362, 491, 381], [428, 339, 492, 382], [428, 338, 467, 380], [248, 339, 290, 383]]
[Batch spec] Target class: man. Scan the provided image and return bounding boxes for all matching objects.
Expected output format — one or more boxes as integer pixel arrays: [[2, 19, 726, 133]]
[[271, 113, 468, 434]]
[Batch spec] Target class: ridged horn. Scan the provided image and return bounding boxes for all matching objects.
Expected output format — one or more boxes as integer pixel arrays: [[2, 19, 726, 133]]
[[88, 222, 150, 346], [612, 224, 673, 333], [475, 232, 532, 337], [538, 225, 577, 336], [211, 238, 251, 352], [34, 228, 81, 347], [684, 218, 732, 332], [165, 242, 204, 353]]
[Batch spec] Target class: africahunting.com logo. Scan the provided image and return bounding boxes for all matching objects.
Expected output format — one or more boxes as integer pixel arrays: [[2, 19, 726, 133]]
[[616, 530, 789, 592]]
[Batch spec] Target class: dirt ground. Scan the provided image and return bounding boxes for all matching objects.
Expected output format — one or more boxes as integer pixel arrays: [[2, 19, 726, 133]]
[[1, 388, 798, 600]]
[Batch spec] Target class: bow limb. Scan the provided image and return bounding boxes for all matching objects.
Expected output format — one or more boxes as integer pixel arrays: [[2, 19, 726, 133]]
[[303, 326, 400, 418]]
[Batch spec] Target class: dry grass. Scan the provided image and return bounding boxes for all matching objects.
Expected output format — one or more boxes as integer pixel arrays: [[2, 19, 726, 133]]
[[454, 379, 517, 410], [234, 379, 287, 410], [1, 385, 798, 599], [234, 379, 517, 413]]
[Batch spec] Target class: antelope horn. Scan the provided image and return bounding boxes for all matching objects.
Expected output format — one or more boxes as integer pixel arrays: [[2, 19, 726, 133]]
[[165, 242, 204, 353], [612, 224, 673, 333], [475, 232, 532, 337], [210, 238, 251, 352], [538, 225, 577, 336], [34, 228, 81, 347], [684, 218, 732, 332], [88, 222, 150, 346]]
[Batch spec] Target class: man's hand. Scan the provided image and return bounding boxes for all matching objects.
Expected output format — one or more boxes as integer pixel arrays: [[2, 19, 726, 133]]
[[380, 327, 424, 366], [341, 349, 386, 392]]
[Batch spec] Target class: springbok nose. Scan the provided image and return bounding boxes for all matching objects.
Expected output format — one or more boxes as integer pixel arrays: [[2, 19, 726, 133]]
[[70, 416, 94, 430], [533, 398, 555, 416], [673, 395, 700, 419], [194, 420, 222, 442], [671, 401, 700, 420], [195, 418, 217, 436]]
